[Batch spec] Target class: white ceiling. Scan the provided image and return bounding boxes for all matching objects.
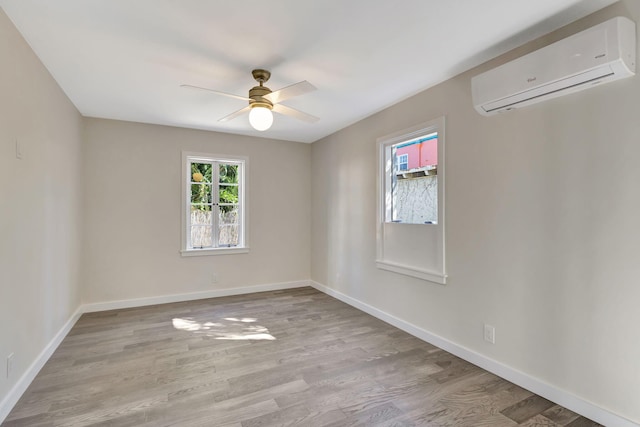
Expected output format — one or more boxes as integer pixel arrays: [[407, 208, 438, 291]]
[[0, 0, 618, 143]]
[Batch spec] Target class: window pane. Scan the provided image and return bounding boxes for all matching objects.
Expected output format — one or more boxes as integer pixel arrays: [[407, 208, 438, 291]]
[[219, 164, 238, 184], [190, 207, 212, 225], [390, 132, 438, 224], [219, 184, 238, 204], [219, 205, 238, 224], [218, 205, 239, 246], [191, 183, 212, 203], [218, 225, 238, 246], [191, 225, 213, 248], [191, 163, 212, 183]]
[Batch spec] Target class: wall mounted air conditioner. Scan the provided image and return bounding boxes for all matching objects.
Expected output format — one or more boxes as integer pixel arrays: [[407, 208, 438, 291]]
[[472, 16, 636, 116]]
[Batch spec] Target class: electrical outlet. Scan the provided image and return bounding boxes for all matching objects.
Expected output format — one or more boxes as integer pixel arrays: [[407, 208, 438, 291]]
[[211, 273, 218, 284], [7, 353, 14, 378], [484, 324, 496, 344]]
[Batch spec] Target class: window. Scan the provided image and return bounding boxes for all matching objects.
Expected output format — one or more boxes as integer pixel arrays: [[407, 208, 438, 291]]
[[181, 152, 248, 256], [377, 117, 446, 284], [387, 132, 438, 224], [397, 153, 409, 171]]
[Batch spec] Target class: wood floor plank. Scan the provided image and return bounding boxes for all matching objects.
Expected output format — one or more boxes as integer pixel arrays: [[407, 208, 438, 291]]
[[501, 395, 557, 424], [543, 405, 582, 425], [3, 287, 602, 426]]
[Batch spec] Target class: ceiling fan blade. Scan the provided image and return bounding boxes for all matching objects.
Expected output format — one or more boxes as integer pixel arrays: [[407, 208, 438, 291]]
[[181, 84, 251, 102], [272, 104, 319, 123], [218, 105, 251, 122], [264, 81, 316, 104]]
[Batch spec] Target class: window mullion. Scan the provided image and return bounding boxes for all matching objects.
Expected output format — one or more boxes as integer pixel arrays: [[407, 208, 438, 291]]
[[212, 161, 220, 248]]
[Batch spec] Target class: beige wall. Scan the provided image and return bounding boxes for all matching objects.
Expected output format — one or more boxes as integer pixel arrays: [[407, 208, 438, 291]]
[[311, 1, 640, 423], [81, 119, 311, 304], [0, 8, 83, 402]]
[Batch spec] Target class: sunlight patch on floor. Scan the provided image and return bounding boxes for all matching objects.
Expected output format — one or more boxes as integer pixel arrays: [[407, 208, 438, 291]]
[[172, 317, 276, 340]]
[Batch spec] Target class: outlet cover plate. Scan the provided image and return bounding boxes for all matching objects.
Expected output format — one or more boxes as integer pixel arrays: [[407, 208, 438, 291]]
[[484, 324, 496, 344]]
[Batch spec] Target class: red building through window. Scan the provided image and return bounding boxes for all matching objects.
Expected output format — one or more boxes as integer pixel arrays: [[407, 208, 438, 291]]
[[394, 133, 438, 171]]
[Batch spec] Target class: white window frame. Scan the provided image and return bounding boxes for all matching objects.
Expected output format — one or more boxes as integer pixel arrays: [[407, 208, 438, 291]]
[[397, 153, 409, 171], [181, 151, 249, 256], [376, 117, 446, 284]]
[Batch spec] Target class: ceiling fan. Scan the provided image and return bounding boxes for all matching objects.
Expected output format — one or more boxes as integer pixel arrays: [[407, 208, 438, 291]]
[[181, 69, 319, 131]]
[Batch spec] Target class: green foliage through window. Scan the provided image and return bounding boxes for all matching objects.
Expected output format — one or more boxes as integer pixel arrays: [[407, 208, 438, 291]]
[[218, 164, 238, 213], [191, 162, 239, 213]]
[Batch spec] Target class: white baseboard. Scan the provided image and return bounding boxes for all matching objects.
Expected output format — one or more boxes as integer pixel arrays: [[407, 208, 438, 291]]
[[82, 280, 310, 313], [0, 306, 83, 424], [309, 280, 638, 427]]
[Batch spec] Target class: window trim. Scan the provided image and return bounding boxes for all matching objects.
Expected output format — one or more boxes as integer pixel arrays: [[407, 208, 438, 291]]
[[180, 151, 249, 256], [376, 117, 446, 284]]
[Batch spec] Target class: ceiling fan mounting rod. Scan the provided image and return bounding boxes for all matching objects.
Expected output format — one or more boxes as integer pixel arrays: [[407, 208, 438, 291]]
[[252, 69, 271, 86]]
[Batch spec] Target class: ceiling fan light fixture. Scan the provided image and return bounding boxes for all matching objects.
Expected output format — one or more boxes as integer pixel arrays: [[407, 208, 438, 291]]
[[249, 105, 273, 131]]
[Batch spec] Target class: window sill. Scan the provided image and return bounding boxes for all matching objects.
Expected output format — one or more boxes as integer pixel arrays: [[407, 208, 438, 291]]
[[376, 260, 447, 285], [181, 247, 250, 257]]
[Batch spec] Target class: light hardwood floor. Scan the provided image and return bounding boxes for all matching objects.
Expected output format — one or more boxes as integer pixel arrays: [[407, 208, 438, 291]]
[[4, 287, 601, 426]]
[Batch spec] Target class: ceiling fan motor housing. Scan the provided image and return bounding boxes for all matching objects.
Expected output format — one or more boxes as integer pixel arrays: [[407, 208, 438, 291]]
[[249, 69, 273, 110], [249, 85, 273, 109]]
